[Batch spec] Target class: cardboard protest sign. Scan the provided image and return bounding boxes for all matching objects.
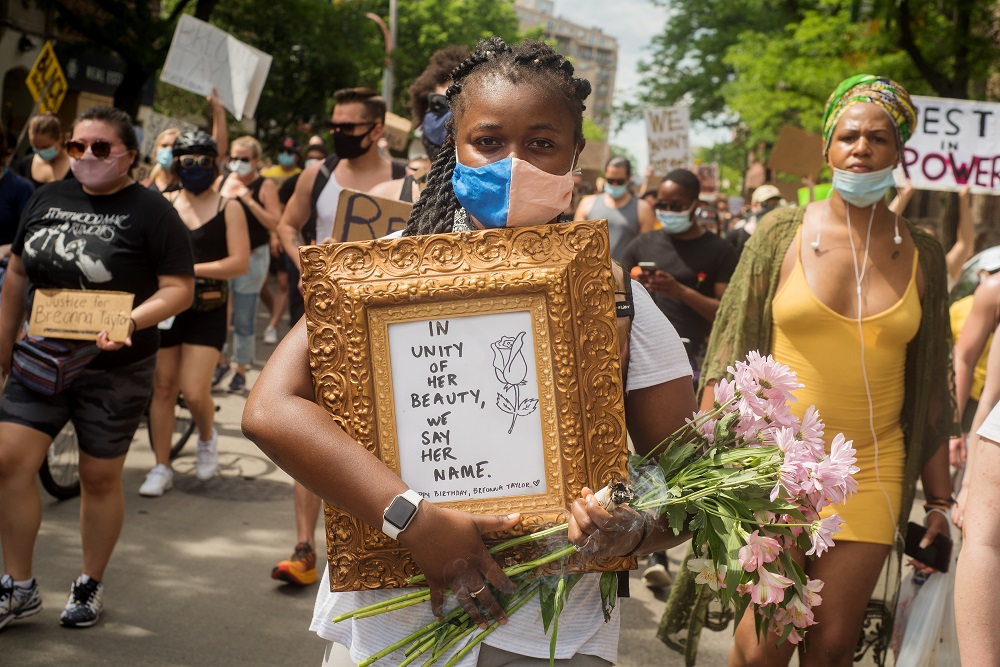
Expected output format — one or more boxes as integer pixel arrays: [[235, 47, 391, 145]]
[[160, 15, 272, 120], [141, 112, 197, 163], [331, 189, 413, 243], [383, 112, 412, 152], [644, 107, 690, 178], [29, 290, 134, 342], [898, 95, 1000, 193], [694, 163, 719, 195], [768, 125, 824, 180]]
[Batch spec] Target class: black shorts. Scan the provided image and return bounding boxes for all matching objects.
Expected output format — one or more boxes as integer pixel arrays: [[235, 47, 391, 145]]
[[159, 306, 227, 350], [0, 355, 156, 459], [268, 247, 288, 276]]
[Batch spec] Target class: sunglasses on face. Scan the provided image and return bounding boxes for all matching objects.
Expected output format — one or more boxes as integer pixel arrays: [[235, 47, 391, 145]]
[[178, 155, 215, 168], [65, 140, 114, 159], [605, 178, 628, 186], [228, 156, 252, 163], [654, 200, 691, 212], [327, 121, 376, 135]]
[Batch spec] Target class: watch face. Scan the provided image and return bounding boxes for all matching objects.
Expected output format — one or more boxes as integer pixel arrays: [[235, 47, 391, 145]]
[[385, 495, 418, 529]]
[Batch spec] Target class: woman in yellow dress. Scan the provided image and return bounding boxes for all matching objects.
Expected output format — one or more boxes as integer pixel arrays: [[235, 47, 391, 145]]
[[663, 76, 955, 667]]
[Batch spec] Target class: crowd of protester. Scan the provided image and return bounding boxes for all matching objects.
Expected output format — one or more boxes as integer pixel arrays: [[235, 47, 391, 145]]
[[0, 34, 998, 667]]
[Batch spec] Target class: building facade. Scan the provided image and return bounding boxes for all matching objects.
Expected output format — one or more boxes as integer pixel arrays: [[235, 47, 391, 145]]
[[513, 0, 618, 136]]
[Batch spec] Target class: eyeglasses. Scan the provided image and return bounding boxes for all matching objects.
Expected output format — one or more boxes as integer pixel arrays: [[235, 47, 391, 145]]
[[327, 121, 376, 135], [228, 156, 252, 163], [178, 155, 215, 168], [654, 200, 691, 212], [605, 178, 628, 186], [65, 140, 113, 159]]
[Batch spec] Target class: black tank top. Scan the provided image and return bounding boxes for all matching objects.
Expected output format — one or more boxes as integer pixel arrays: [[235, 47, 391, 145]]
[[189, 200, 230, 264], [237, 177, 270, 249]]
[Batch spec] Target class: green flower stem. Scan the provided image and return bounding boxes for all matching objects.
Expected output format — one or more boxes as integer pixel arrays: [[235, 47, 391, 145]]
[[334, 587, 434, 622], [397, 635, 438, 667], [441, 583, 542, 667], [633, 400, 734, 466], [501, 544, 577, 578], [354, 592, 433, 619], [357, 605, 462, 667]]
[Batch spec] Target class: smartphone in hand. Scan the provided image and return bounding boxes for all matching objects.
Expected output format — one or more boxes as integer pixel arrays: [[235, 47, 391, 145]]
[[637, 262, 656, 278], [904, 521, 952, 572]]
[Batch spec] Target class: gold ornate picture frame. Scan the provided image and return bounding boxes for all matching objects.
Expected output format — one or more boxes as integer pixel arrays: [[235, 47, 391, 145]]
[[300, 220, 632, 592]]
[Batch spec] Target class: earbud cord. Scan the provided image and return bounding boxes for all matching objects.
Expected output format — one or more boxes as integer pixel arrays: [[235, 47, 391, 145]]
[[846, 203, 902, 546]]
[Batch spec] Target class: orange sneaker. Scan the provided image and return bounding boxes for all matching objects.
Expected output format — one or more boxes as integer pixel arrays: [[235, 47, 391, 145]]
[[271, 542, 317, 585]]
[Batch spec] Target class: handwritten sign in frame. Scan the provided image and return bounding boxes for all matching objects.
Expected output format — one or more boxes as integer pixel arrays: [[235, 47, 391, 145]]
[[300, 220, 632, 591]]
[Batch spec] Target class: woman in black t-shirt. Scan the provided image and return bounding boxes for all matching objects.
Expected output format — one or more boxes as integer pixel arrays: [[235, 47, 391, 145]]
[[0, 106, 194, 630], [141, 131, 249, 497]]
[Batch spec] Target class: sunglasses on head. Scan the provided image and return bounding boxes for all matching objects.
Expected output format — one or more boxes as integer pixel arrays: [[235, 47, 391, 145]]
[[178, 155, 215, 169], [605, 178, 628, 186], [228, 156, 252, 163], [327, 121, 376, 135], [654, 200, 691, 212], [65, 140, 114, 160]]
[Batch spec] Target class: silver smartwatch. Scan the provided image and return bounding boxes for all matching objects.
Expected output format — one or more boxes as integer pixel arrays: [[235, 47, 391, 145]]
[[382, 489, 423, 540]]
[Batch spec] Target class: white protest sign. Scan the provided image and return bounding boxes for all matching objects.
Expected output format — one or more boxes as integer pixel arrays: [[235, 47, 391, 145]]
[[645, 106, 690, 178], [160, 15, 272, 120], [898, 95, 1000, 193], [141, 112, 196, 163], [388, 312, 547, 502]]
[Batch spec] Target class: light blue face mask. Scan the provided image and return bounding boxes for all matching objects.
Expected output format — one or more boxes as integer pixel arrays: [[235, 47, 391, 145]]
[[656, 203, 696, 234], [33, 145, 59, 162], [156, 147, 173, 169], [604, 183, 628, 199], [831, 165, 896, 208], [277, 152, 296, 167]]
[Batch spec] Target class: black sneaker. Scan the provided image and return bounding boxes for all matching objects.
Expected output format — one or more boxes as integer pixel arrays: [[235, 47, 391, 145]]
[[212, 362, 231, 387], [59, 575, 104, 628], [227, 372, 247, 394], [0, 574, 42, 631], [641, 552, 673, 589]]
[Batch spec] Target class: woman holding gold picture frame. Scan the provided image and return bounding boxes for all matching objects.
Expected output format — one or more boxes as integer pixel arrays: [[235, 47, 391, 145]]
[[243, 37, 697, 667]]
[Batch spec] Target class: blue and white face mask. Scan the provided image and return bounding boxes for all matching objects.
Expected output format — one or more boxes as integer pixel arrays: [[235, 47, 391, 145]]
[[451, 156, 574, 229], [831, 165, 896, 208], [33, 145, 59, 162], [656, 202, 696, 234], [156, 147, 173, 169]]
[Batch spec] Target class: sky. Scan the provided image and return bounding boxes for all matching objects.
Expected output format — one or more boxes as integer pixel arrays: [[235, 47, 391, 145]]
[[552, 0, 729, 174]]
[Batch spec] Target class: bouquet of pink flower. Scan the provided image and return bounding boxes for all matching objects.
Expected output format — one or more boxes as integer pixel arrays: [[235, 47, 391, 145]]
[[334, 352, 858, 664]]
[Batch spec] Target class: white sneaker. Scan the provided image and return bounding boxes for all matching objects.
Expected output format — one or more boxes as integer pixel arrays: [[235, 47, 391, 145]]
[[263, 325, 278, 344], [138, 464, 173, 497], [195, 428, 219, 481]]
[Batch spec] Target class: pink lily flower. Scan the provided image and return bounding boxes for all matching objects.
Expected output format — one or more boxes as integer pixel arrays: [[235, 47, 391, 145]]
[[750, 566, 793, 606]]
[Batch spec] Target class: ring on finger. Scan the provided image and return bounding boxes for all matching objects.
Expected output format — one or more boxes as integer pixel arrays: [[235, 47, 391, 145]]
[[469, 584, 488, 599]]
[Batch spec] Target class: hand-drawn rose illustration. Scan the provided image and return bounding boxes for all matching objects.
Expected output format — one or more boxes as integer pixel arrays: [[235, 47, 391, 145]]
[[492, 332, 539, 433]]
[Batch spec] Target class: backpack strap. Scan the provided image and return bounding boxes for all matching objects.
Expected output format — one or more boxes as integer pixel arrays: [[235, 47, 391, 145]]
[[611, 261, 634, 391], [304, 155, 339, 244], [390, 160, 407, 180]]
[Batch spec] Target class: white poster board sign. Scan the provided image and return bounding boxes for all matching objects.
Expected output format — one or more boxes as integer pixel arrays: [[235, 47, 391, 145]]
[[645, 106, 690, 178], [388, 311, 547, 501], [160, 15, 272, 120], [897, 95, 1000, 193], [141, 112, 197, 163]]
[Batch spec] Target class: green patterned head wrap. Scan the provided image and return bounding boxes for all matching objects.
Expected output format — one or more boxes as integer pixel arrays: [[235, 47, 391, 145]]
[[822, 74, 916, 158]]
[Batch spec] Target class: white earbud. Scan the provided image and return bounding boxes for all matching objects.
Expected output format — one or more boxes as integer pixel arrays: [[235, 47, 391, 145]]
[[893, 213, 902, 245], [811, 221, 822, 250]]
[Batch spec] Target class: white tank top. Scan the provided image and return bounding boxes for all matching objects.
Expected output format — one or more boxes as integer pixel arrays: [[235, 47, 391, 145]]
[[314, 170, 343, 243]]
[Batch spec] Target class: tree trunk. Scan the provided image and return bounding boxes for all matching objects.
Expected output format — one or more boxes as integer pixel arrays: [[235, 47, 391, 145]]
[[113, 65, 150, 119]]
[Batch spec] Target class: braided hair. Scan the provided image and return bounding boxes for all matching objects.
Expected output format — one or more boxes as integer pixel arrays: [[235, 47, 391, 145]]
[[403, 37, 592, 237]]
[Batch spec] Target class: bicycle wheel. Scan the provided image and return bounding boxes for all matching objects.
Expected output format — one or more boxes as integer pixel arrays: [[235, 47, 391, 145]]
[[147, 395, 196, 461], [39, 423, 81, 500]]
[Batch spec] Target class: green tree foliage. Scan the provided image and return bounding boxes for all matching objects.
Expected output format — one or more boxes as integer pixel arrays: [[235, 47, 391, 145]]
[[633, 0, 1000, 157], [363, 0, 521, 117]]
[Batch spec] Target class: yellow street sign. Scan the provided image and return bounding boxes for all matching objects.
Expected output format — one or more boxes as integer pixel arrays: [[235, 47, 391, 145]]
[[25, 41, 68, 114]]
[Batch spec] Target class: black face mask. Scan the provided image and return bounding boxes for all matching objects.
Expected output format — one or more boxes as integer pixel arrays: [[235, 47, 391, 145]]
[[333, 128, 373, 160], [177, 166, 215, 194]]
